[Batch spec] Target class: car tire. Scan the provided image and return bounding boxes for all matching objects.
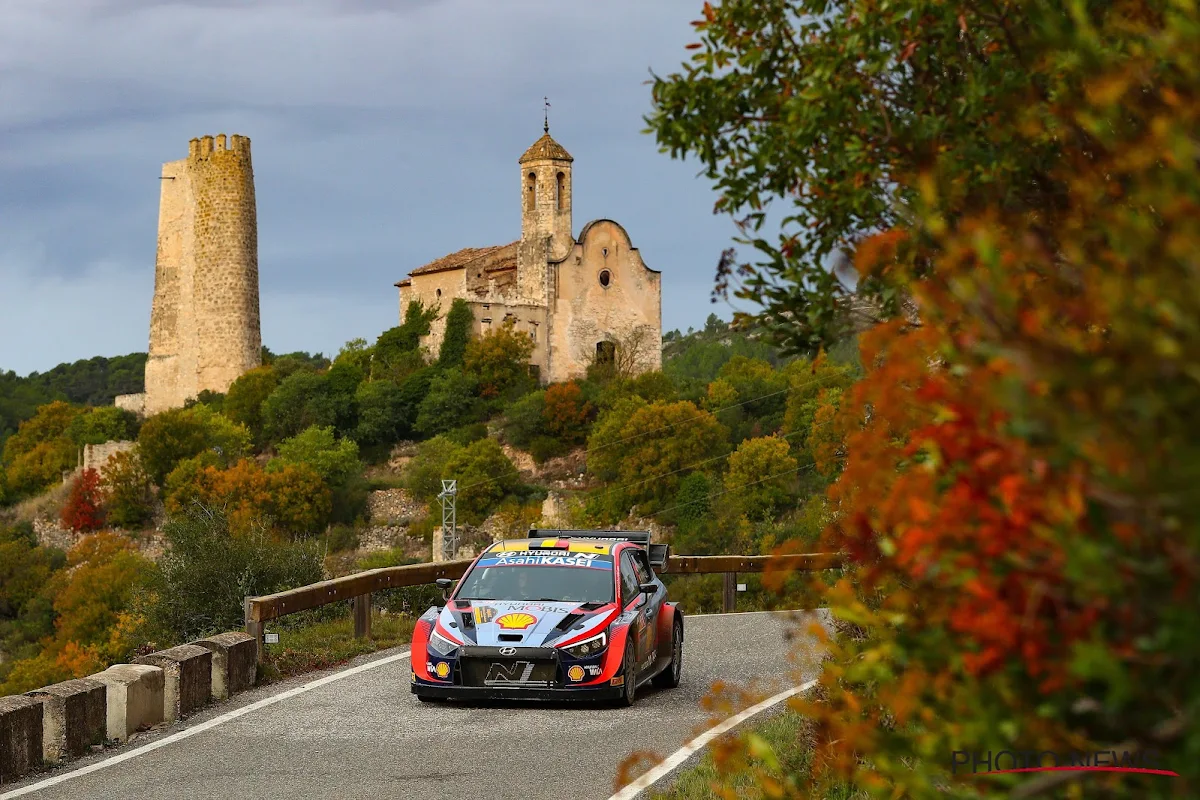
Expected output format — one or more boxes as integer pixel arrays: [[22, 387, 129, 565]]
[[615, 637, 637, 707], [652, 618, 683, 689]]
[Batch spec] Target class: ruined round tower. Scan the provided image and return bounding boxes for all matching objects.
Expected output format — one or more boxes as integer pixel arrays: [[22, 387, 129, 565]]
[[142, 134, 261, 415]]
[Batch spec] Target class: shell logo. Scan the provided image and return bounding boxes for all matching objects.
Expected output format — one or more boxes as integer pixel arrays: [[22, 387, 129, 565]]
[[435, 661, 450, 679], [495, 612, 537, 630], [567, 665, 585, 682]]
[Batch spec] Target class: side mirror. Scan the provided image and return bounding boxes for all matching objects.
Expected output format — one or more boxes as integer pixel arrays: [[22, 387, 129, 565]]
[[435, 577, 454, 602], [639, 582, 657, 594]]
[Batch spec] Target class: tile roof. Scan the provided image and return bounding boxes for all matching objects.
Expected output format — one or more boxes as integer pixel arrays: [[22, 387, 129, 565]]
[[407, 241, 519, 277], [519, 133, 573, 164]]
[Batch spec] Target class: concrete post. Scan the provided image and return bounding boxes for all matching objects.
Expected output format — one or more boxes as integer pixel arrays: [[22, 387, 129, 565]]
[[24, 678, 106, 763]]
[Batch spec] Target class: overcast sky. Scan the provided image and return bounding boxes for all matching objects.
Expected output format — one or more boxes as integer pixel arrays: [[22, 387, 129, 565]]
[[0, 0, 754, 377]]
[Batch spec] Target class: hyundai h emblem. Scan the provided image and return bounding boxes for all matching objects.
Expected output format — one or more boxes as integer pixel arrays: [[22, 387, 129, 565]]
[[499, 647, 517, 656]]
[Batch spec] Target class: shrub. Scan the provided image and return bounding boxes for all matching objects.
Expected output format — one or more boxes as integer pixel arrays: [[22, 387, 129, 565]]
[[502, 390, 545, 450], [145, 508, 324, 643], [271, 425, 362, 487], [438, 298, 474, 368], [137, 405, 251, 485], [60, 469, 105, 532], [462, 318, 535, 398], [543, 381, 593, 444], [66, 406, 140, 447], [222, 366, 278, 443], [442, 438, 520, 523], [414, 368, 481, 436]]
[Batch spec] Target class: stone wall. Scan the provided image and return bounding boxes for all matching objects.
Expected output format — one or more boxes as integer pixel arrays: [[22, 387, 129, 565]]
[[145, 134, 260, 415], [81, 440, 136, 474], [114, 393, 145, 416]]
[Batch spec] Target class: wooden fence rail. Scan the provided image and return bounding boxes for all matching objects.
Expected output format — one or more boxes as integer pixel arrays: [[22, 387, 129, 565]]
[[243, 552, 844, 662]]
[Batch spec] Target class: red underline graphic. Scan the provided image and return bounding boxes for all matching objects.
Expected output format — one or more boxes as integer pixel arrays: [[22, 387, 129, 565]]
[[977, 767, 1180, 777]]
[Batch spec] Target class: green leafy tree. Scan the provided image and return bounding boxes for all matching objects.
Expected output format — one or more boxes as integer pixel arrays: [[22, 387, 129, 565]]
[[66, 406, 140, 447], [271, 425, 362, 486], [137, 405, 251, 485], [372, 301, 437, 380], [438, 298, 474, 368], [414, 368, 481, 437], [222, 366, 278, 444], [722, 435, 798, 523], [503, 390, 546, 450], [334, 338, 374, 374], [462, 319, 535, 398], [405, 436, 466, 501], [442, 438, 520, 523], [99, 448, 155, 529], [261, 371, 337, 443], [1, 401, 83, 498]]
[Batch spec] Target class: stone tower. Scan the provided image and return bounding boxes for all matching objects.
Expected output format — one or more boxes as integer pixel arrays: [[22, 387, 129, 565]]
[[143, 134, 261, 416], [517, 124, 573, 305]]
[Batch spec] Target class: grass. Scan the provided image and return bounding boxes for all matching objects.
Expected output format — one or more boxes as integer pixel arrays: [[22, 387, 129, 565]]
[[645, 709, 868, 800], [256, 610, 416, 684]]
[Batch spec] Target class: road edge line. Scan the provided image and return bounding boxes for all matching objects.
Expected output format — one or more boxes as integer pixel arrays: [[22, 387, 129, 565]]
[[607, 679, 818, 800], [0, 650, 411, 799]]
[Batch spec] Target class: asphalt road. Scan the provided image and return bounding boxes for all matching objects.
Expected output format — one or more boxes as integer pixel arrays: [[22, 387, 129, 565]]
[[3, 610, 830, 800]]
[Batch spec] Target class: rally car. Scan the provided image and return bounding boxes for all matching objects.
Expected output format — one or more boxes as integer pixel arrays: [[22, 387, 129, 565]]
[[410, 530, 683, 705]]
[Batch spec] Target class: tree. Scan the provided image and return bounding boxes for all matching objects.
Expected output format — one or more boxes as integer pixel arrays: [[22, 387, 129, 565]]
[[99, 448, 155, 529], [66, 406, 139, 447], [462, 319, 535, 398], [414, 369, 481, 436], [137, 405, 251, 485], [442, 438, 521, 524], [405, 436, 466, 502], [1, 401, 83, 498], [722, 435, 797, 522], [222, 366, 278, 443], [502, 390, 546, 450], [587, 400, 728, 514], [261, 371, 340, 443], [542, 381, 593, 444], [271, 425, 361, 486], [334, 338, 374, 374], [644, 0, 1200, 795], [60, 468, 105, 532], [438, 298, 474, 368], [372, 301, 437, 380]]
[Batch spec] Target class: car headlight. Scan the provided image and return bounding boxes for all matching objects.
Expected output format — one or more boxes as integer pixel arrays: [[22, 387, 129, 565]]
[[562, 629, 608, 659], [428, 630, 460, 657]]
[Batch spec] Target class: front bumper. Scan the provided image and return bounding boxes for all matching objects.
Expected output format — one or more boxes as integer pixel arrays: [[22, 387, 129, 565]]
[[411, 680, 624, 702], [412, 644, 621, 701]]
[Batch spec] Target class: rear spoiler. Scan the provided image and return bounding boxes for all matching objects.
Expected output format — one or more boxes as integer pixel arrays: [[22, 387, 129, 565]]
[[529, 528, 670, 570]]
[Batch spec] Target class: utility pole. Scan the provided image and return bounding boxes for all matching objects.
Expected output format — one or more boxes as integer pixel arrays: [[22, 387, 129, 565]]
[[438, 480, 457, 561]]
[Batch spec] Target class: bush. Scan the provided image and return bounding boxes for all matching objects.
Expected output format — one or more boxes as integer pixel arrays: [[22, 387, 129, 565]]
[[405, 436, 465, 501], [462, 319, 536, 398], [271, 425, 362, 486], [66, 406, 140, 447], [443, 422, 488, 447], [145, 508, 324, 643], [222, 366, 278, 444], [414, 369, 481, 436], [442, 438, 520, 523], [137, 405, 252, 485], [543, 381, 594, 444], [438, 298, 474, 368], [60, 469, 105, 532]]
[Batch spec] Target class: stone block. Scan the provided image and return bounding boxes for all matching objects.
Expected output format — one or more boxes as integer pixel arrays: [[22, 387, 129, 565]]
[[24, 678, 106, 763], [91, 664, 164, 743], [0, 696, 43, 782], [193, 632, 257, 700], [135, 644, 212, 720]]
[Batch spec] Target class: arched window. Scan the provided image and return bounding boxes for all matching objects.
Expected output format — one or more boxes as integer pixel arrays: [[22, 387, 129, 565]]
[[556, 172, 566, 210], [525, 172, 537, 211], [596, 341, 616, 364]]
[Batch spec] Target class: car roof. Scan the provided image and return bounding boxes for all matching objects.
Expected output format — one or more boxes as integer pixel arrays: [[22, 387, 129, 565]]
[[485, 537, 622, 556]]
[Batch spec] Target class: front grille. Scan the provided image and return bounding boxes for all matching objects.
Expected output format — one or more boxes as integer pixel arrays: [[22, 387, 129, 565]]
[[460, 657, 559, 688]]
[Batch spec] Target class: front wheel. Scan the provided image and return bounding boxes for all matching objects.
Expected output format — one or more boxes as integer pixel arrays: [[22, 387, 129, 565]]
[[652, 618, 683, 689], [615, 637, 637, 707]]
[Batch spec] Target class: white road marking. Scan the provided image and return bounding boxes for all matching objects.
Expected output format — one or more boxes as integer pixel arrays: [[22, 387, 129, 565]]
[[607, 680, 818, 800], [0, 650, 411, 799]]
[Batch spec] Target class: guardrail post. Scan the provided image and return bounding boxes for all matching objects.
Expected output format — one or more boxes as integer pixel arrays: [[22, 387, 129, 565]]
[[353, 593, 372, 640], [244, 596, 264, 664], [722, 572, 737, 613]]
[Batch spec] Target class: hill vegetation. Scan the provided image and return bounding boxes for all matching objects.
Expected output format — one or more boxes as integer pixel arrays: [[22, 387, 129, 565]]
[[0, 308, 858, 694]]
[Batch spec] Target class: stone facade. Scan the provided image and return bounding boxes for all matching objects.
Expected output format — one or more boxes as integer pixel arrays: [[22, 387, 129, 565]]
[[143, 134, 261, 415], [81, 440, 136, 474], [396, 127, 662, 384]]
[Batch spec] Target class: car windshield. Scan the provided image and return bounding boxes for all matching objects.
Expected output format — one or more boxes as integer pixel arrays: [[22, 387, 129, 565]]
[[456, 565, 614, 604]]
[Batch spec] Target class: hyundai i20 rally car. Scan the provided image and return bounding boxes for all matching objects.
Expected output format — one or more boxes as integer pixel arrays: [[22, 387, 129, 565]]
[[410, 530, 683, 706]]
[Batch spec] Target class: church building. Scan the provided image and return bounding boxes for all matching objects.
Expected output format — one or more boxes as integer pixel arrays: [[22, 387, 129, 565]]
[[394, 125, 662, 384]]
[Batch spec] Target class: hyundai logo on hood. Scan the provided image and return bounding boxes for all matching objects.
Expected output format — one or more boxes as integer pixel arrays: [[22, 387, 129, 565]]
[[499, 647, 517, 656]]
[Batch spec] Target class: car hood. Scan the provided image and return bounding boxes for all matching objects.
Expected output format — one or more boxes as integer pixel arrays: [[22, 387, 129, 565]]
[[439, 599, 613, 648]]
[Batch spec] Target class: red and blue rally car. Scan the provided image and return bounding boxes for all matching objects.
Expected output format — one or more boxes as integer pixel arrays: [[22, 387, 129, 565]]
[[410, 530, 683, 705]]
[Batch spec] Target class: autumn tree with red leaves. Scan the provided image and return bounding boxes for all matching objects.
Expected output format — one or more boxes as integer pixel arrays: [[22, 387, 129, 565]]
[[645, 0, 1199, 797], [61, 468, 105, 533]]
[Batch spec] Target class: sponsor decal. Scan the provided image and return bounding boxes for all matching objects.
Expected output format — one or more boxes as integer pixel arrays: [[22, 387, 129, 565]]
[[610, 675, 625, 686], [476, 552, 612, 569], [473, 606, 497, 624], [585, 665, 603, 677], [486, 661, 538, 684], [411, 671, 416, 683], [567, 665, 586, 682], [435, 661, 451, 679], [495, 612, 538, 630]]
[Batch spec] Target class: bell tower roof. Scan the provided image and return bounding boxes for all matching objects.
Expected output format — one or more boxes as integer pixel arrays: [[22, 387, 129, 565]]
[[519, 132, 573, 164]]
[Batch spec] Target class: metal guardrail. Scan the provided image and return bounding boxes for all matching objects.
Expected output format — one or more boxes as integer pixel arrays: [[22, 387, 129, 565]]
[[243, 552, 845, 662]]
